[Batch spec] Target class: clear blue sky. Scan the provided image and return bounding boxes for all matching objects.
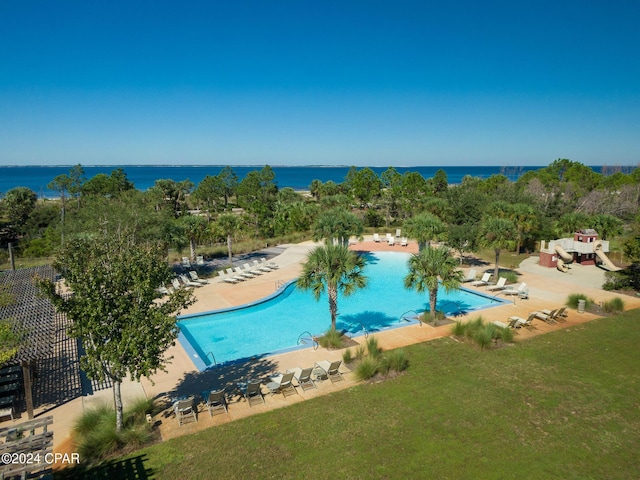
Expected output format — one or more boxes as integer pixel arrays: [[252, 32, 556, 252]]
[[1, 1, 639, 167]]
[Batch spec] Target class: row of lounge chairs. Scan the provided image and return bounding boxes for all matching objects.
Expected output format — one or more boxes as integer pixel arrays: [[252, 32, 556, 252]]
[[464, 270, 529, 299], [493, 307, 568, 330], [172, 360, 345, 426], [372, 233, 409, 246], [156, 271, 211, 295], [218, 258, 279, 284]]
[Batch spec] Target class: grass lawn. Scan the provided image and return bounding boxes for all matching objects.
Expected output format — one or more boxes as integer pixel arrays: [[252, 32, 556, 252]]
[[60, 311, 640, 479]]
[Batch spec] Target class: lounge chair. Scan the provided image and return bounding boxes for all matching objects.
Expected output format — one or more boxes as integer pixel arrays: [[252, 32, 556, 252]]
[[373, 233, 381, 242], [253, 259, 273, 272], [205, 389, 228, 416], [491, 320, 509, 329], [196, 255, 205, 266], [180, 274, 202, 287], [387, 236, 395, 246], [243, 262, 262, 276], [242, 380, 265, 407], [395, 228, 402, 238], [226, 268, 245, 282], [469, 273, 491, 287], [156, 285, 172, 296], [218, 270, 239, 284], [288, 367, 317, 391], [174, 397, 197, 426], [263, 257, 279, 269], [542, 306, 567, 320], [511, 313, 536, 329], [503, 282, 526, 296], [181, 257, 191, 269], [533, 309, 558, 324], [267, 372, 297, 397], [462, 269, 477, 283], [235, 266, 255, 279], [189, 270, 210, 284], [172, 278, 190, 290], [314, 360, 344, 383], [400, 237, 408, 247], [487, 277, 507, 291]]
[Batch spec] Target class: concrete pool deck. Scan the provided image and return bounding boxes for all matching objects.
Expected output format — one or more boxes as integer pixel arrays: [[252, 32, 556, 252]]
[[37, 237, 640, 453]]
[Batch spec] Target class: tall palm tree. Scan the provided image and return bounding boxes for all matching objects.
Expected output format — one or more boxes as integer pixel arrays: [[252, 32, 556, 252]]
[[509, 204, 539, 254], [214, 213, 244, 265], [297, 244, 367, 331], [403, 212, 446, 251], [479, 216, 517, 281], [404, 246, 464, 324]]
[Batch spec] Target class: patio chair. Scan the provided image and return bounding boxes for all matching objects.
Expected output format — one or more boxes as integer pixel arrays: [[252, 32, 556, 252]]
[[400, 237, 409, 247], [253, 259, 273, 272], [542, 306, 567, 320], [387, 236, 395, 246], [511, 313, 536, 329], [267, 372, 297, 397], [180, 274, 203, 287], [395, 228, 402, 238], [196, 255, 205, 265], [288, 367, 317, 391], [205, 389, 228, 416], [174, 397, 197, 426], [487, 277, 507, 291], [314, 360, 344, 383], [235, 266, 255, 279], [242, 380, 265, 407], [189, 270, 210, 284], [469, 273, 491, 287], [226, 268, 246, 282], [462, 269, 477, 283], [503, 282, 526, 296], [533, 309, 558, 324], [373, 233, 381, 242], [218, 270, 239, 284], [243, 262, 262, 276], [182, 257, 191, 269], [172, 278, 189, 290]]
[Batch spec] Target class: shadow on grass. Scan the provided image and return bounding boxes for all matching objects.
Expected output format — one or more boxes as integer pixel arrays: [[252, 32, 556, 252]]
[[54, 454, 152, 479]]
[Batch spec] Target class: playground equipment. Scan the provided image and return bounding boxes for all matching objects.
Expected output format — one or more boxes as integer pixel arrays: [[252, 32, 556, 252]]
[[540, 229, 620, 272]]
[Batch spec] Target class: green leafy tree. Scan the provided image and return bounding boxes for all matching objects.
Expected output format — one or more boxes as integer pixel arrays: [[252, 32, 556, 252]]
[[403, 212, 446, 251], [447, 223, 478, 264], [312, 208, 363, 246], [214, 213, 245, 264], [479, 216, 517, 280], [38, 230, 195, 432], [297, 244, 367, 331], [180, 215, 210, 262], [4, 187, 38, 234], [0, 319, 22, 366], [590, 214, 624, 240], [509, 203, 539, 254], [404, 246, 464, 324]]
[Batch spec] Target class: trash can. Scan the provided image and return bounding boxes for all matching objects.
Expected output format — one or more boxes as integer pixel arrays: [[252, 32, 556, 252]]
[[577, 299, 585, 313]]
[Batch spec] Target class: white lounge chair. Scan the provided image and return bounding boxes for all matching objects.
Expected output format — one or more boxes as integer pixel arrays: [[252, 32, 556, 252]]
[[542, 306, 567, 320], [261, 257, 278, 270], [373, 233, 381, 242], [172, 278, 190, 290], [196, 255, 205, 265], [388, 237, 395, 246], [314, 360, 344, 383], [469, 273, 491, 287], [503, 282, 526, 296], [511, 313, 536, 328], [235, 266, 254, 279], [218, 270, 239, 284], [462, 269, 477, 283], [189, 270, 210, 284], [253, 259, 273, 272], [395, 228, 401, 238], [180, 274, 202, 287], [181, 257, 191, 268], [226, 268, 245, 282], [487, 277, 507, 291], [243, 262, 262, 276], [400, 237, 408, 247], [288, 367, 317, 391], [532, 309, 558, 324]]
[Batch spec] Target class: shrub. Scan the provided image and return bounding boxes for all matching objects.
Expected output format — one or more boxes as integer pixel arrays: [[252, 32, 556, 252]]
[[354, 344, 366, 360], [317, 328, 345, 349], [501, 271, 519, 284], [496, 324, 514, 343], [384, 349, 409, 372], [451, 320, 465, 337], [366, 336, 383, 359], [73, 399, 156, 464], [342, 348, 354, 364], [355, 357, 379, 381], [602, 297, 625, 313], [473, 326, 493, 351], [602, 271, 631, 291], [566, 293, 593, 310]]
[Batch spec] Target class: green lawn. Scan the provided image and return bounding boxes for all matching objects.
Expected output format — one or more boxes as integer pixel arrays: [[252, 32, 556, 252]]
[[60, 311, 640, 479]]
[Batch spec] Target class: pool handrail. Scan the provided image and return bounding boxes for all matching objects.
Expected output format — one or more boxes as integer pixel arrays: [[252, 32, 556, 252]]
[[297, 331, 318, 350], [206, 351, 217, 366]]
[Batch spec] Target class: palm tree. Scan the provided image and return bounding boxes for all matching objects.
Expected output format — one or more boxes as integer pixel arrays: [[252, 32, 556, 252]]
[[180, 215, 210, 262], [214, 213, 244, 265], [509, 203, 539, 254], [297, 244, 367, 331], [479, 216, 517, 281], [403, 212, 446, 251], [404, 246, 464, 324]]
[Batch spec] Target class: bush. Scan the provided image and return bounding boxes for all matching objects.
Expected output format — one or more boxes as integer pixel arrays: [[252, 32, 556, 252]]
[[496, 324, 514, 343], [602, 271, 631, 291], [317, 328, 346, 349], [366, 336, 383, 359], [342, 348, 354, 364], [355, 357, 380, 381], [383, 349, 409, 373], [354, 344, 366, 361], [473, 326, 493, 351], [73, 399, 157, 464], [501, 271, 519, 284], [566, 293, 593, 310], [451, 320, 465, 337], [602, 297, 625, 313]]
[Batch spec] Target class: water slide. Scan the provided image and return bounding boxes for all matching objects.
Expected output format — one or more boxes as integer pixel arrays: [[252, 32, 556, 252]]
[[554, 244, 572, 272], [594, 241, 622, 271]]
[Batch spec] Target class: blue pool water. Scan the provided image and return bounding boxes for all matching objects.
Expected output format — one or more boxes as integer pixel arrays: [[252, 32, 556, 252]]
[[178, 251, 506, 369]]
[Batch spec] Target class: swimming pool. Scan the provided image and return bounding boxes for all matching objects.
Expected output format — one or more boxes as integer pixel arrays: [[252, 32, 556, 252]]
[[178, 251, 507, 369]]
